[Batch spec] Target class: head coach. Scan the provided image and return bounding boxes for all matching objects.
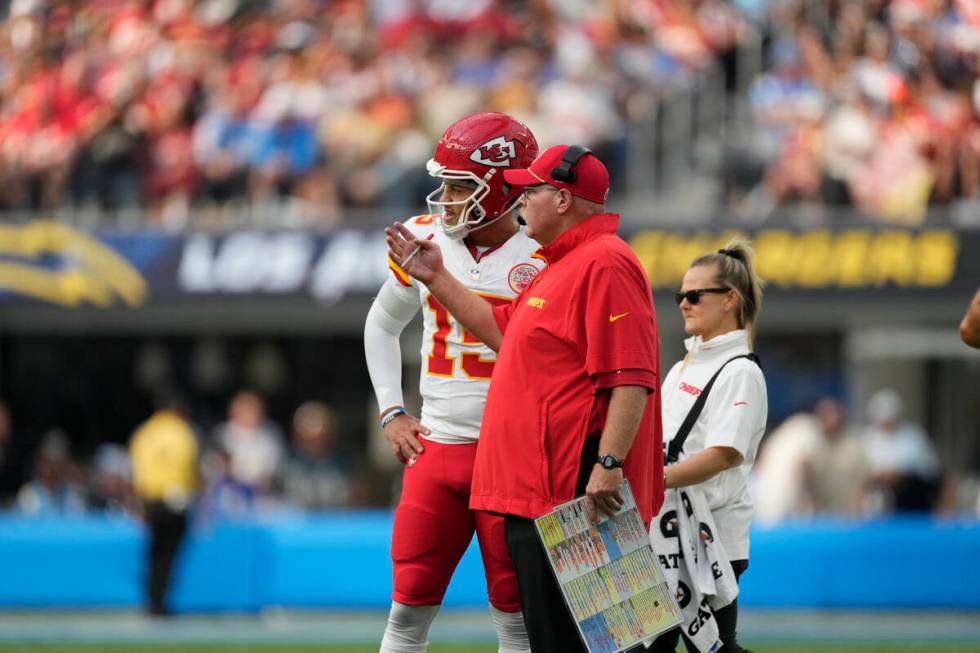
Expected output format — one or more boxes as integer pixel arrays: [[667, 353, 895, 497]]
[[386, 144, 664, 652]]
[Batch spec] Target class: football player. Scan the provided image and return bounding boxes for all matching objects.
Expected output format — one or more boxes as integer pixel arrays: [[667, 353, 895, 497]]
[[364, 112, 542, 653]]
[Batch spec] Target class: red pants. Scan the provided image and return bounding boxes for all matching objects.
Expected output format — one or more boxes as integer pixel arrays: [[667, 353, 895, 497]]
[[391, 438, 520, 612]]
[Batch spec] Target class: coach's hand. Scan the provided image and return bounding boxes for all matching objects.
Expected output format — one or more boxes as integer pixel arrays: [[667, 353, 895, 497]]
[[585, 466, 625, 522], [385, 222, 443, 285], [383, 413, 430, 464]]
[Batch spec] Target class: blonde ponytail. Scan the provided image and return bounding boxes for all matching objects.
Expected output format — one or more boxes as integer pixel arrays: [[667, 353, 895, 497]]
[[690, 235, 765, 347]]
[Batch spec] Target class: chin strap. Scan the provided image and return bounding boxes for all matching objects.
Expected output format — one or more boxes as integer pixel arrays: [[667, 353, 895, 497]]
[[457, 193, 526, 239], [455, 209, 507, 239]]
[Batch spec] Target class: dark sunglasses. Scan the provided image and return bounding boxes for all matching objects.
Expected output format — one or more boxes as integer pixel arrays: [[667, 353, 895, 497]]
[[674, 287, 730, 305]]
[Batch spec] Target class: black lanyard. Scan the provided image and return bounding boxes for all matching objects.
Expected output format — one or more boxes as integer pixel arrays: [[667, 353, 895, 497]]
[[665, 353, 762, 465]]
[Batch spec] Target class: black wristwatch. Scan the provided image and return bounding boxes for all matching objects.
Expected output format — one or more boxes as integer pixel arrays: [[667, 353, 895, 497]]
[[596, 453, 624, 470]]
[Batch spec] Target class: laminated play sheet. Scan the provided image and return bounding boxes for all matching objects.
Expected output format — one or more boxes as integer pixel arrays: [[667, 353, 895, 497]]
[[534, 479, 683, 653]]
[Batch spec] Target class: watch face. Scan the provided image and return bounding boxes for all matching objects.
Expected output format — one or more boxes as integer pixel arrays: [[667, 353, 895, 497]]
[[599, 454, 622, 469]]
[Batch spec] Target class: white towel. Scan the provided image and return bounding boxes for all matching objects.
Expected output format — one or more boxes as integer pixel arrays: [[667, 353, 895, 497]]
[[645, 487, 739, 652]]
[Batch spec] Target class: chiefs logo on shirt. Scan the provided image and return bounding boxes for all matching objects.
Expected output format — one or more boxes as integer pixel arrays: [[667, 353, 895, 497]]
[[470, 137, 517, 167]]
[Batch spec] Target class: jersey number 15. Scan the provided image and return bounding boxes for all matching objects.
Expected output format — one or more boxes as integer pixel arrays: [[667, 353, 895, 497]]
[[426, 294, 510, 381]]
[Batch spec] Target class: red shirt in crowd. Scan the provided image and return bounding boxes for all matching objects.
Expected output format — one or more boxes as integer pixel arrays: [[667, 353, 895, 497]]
[[470, 213, 664, 526]]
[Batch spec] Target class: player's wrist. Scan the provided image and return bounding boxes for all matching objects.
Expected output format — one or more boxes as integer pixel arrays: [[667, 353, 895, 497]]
[[426, 270, 449, 294], [381, 407, 407, 429]]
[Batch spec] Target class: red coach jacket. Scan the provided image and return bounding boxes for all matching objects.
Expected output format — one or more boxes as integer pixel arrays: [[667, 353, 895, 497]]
[[470, 213, 664, 526]]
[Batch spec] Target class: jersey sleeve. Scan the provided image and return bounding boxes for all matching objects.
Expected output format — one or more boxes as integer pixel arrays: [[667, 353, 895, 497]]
[[364, 278, 422, 413], [581, 256, 659, 380], [593, 369, 658, 393], [701, 362, 767, 457]]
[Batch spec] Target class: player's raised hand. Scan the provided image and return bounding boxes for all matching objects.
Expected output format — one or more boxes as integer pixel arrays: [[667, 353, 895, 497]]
[[385, 222, 443, 285], [382, 412, 430, 464]]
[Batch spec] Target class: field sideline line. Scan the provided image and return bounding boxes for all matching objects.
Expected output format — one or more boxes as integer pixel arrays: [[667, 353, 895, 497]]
[[0, 610, 978, 645]]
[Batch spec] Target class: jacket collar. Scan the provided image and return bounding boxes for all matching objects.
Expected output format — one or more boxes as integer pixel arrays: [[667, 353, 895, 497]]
[[684, 329, 750, 360], [534, 213, 620, 264]]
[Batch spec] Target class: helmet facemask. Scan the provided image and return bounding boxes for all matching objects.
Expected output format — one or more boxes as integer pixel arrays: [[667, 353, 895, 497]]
[[426, 160, 495, 240]]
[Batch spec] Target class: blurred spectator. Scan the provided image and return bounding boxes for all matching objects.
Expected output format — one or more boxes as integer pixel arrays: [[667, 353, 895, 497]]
[[282, 400, 359, 509], [88, 443, 140, 517], [749, 39, 825, 203], [754, 397, 870, 523], [192, 70, 254, 214], [212, 389, 285, 496], [16, 429, 87, 516], [805, 398, 870, 516], [820, 93, 877, 206], [753, 411, 822, 524], [197, 445, 256, 522], [129, 394, 200, 616], [862, 388, 941, 513]]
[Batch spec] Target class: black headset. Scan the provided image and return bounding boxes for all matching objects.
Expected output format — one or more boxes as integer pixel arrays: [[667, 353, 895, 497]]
[[550, 145, 593, 184]]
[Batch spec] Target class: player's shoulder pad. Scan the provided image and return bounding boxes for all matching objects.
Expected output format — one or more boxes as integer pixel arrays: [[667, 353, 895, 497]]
[[387, 214, 439, 286]]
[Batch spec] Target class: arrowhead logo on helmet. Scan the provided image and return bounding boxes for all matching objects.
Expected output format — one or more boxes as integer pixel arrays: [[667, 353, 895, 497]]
[[469, 137, 517, 167]]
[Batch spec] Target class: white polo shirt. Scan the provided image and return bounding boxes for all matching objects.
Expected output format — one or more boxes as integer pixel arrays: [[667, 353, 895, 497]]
[[661, 329, 768, 561]]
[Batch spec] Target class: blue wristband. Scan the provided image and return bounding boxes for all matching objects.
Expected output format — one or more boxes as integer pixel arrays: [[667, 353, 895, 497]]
[[381, 408, 406, 429]]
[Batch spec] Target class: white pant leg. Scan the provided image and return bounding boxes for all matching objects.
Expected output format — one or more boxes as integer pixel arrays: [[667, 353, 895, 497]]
[[489, 605, 531, 653], [379, 601, 439, 653]]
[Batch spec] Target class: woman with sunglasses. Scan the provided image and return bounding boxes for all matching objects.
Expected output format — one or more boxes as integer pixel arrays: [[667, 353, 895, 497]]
[[650, 237, 767, 653]]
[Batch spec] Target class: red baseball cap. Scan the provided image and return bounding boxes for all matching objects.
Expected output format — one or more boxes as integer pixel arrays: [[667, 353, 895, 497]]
[[503, 144, 610, 204]]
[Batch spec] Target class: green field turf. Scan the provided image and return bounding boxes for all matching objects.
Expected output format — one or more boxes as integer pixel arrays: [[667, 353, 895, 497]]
[[0, 645, 978, 653]]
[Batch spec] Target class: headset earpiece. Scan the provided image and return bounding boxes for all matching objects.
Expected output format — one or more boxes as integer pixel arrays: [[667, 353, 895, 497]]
[[550, 145, 593, 184]]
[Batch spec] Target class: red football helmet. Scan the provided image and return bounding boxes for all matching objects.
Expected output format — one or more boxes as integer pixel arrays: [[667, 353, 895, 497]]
[[426, 112, 538, 240]]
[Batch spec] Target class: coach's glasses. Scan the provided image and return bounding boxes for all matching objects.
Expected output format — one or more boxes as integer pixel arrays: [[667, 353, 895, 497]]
[[521, 185, 560, 200], [674, 287, 730, 306]]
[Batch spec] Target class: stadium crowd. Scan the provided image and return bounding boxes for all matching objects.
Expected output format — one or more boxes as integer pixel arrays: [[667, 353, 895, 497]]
[[0, 0, 746, 227], [0, 0, 977, 226], [737, 0, 980, 223]]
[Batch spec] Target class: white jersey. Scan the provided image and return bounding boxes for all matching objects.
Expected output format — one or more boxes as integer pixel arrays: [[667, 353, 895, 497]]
[[387, 215, 543, 443]]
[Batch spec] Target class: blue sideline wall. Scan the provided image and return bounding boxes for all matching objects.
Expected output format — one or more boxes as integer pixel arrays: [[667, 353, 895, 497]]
[[1, 513, 977, 612]]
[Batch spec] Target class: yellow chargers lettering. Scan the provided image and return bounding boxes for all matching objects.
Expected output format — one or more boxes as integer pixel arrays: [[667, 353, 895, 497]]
[[627, 229, 960, 290]]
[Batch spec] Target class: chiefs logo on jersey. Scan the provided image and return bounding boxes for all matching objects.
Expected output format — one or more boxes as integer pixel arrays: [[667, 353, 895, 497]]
[[508, 263, 539, 293], [469, 136, 517, 167]]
